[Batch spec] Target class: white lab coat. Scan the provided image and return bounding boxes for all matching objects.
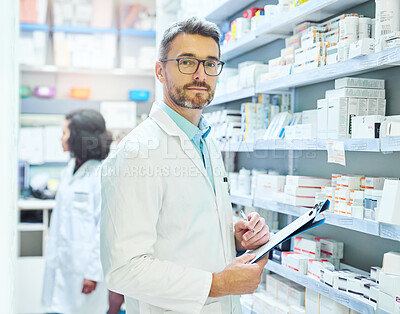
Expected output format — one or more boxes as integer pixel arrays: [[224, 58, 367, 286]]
[[100, 102, 241, 314], [42, 159, 108, 314]]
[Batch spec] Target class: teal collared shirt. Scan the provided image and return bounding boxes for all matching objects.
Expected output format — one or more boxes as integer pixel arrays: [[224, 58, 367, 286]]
[[158, 102, 215, 192]]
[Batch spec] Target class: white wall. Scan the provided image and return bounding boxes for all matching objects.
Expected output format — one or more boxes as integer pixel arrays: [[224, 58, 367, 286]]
[[0, 0, 19, 312]]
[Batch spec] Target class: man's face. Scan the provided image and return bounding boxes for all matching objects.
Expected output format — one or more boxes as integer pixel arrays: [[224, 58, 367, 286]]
[[159, 33, 220, 109]]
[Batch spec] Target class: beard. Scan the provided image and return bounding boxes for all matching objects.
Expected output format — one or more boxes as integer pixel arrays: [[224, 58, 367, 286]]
[[166, 77, 215, 110]]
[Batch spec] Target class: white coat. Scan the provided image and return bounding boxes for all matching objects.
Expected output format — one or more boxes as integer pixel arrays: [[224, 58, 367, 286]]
[[42, 159, 108, 314], [100, 102, 242, 314]]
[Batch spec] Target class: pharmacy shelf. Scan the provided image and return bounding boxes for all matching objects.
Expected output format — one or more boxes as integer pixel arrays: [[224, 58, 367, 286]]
[[210, 87, 255, 106], [17, 223, 46, 232], [256, 46, 400, 93], [221, 32, 283, 61], [254, 139, 381, 152], [120, 29, 156, 37], [220, 141, 254, 152], [20, 23, 49, 31], [256, 0, 369, 37], [230, 194, 253, 207], [265, 260, 375, 314], [21, 98, 100, 115], [18, 199, 56, 210], [20, 64, 154, 77], [379, 223, 400, 242], [252, 198, 381, 237], [380, 137, 400, 152], [203, 0, 256, 24], [53, 25, 118, 34]]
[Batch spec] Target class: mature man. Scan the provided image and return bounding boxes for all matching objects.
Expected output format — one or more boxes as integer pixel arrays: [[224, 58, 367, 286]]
[[100, 17, 270, 314]]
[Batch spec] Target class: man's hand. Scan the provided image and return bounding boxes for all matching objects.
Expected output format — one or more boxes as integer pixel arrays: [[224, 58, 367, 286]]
[[82, 279, 97, 294], [234, 212, 270, 252], [209, 253, 269, 297]]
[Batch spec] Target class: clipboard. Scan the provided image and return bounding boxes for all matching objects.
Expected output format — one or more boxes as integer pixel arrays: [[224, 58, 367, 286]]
[[246, 199, 330, 264]]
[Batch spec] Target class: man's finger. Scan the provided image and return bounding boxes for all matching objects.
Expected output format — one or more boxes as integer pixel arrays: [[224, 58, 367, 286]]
[[238, 253, 256, 264]]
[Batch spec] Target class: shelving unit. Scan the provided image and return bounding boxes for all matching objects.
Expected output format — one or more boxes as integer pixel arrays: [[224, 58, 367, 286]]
[[220, 0, 369, 60], [210, 87, 255, 106], [216, 138, 383, 152], [230, 194, 253, 207], [20, 64, 154, 77], [252, 197, 382, 237], [265, 260, 375, 314], [203, 0, 256, 24]]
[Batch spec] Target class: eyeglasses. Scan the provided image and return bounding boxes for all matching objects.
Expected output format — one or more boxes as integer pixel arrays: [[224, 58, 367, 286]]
[[160, 57, 225, 76]]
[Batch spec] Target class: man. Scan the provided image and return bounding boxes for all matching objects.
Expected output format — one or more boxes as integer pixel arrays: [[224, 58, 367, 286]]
[[100, 17, 270, 314]]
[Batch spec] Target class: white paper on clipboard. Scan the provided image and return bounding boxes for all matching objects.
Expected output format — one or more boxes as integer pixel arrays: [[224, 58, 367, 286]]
[[246, 200, 330, 264]]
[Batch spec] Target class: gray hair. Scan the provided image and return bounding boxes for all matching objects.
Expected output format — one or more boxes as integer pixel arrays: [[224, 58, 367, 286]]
[[159, 17, 221, 60]]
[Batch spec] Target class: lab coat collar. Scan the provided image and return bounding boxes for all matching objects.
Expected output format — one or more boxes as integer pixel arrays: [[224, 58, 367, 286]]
[[149, 102, 214, 194], [67, 159, 100, 183]]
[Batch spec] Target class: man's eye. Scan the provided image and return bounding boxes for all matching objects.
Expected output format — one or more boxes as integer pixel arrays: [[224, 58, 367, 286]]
[[206, 62, 216, 67]]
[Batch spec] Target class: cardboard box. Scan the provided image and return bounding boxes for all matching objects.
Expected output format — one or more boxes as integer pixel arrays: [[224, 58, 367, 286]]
[[294, 237, 321, 258], [286, 176, 331, 187], [349, 38, 375, 59], [326, 88, 385, 99], [289, 284, 305, 307], [285, 185, 321, 197], [327, 97, 348, 139], [379, 272, 400, 297], [305, 288, 320, 314], [319, 238, 344, 259], [352, 115, 384, 139], [317, 99, 328, 139], [382, 251, 400, 276], [319, 294, 349, 314], [335, 77, 385, 90]]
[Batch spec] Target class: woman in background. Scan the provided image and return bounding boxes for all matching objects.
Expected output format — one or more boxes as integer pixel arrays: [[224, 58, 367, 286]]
[[42, 109, 112, 314]]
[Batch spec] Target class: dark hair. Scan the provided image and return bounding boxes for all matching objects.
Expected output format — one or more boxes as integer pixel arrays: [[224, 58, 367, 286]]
[[159, 17, 221, 60], [66, 109, 112, 162]]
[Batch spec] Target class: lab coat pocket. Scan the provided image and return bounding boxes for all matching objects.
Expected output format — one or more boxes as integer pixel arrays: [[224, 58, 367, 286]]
[[162, 301, 222, 314], [71, 192, 93, 243]]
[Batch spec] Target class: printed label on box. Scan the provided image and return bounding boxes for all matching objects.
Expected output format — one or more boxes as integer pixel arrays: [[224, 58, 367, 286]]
[[326, 141, 346, 166]]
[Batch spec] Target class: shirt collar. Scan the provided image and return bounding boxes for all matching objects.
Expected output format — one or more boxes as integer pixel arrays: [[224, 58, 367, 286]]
[[157, 101, 211, 140]]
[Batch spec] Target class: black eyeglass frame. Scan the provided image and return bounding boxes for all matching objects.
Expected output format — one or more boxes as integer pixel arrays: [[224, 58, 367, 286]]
[[160, 57, 225, 76]]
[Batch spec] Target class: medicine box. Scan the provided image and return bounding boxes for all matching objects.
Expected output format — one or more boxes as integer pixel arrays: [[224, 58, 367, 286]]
[[352, 115, 384, 139], [255, 174, 286, 198], [266, 273, 282, 297], [284, 185, 321, 197], [379, 272, 400, 297], [19, 24, 49, 66], [327, 97, 348, 139], [294, 236, 321, 258], [319, 238, 344, 259], [335, 77, 385, 90], [348, 38, 375, 59], [317, 99, 328, 139], [319, 295, 349, 314], [382, 252, 400, 276], [283, 194, 316, 207], [286, 176, 331, 187], [305, 288, 320, 314], [288, 284, 305, 307], [326, 45, 339, 65], [326, 88, 385, 99], [120, 30, 156, 70], [378, 180, 400, 226]]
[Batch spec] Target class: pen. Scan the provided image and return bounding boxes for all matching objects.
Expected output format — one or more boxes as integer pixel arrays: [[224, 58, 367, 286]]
[[240, 209, 255, 233]]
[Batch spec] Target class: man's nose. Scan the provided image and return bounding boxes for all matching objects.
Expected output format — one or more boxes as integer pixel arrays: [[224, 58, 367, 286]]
[[192, 62, 207, 82]]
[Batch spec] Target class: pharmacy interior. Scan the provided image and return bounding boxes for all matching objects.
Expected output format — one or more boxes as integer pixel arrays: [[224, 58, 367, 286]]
[[14, 0, 400, 313]]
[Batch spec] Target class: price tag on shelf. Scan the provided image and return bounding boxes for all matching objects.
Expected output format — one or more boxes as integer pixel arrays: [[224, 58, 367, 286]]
[[326, 141, 346, 166]]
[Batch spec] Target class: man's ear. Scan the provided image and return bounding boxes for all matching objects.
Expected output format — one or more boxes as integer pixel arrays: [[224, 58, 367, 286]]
[[155, 61, 165, 83]]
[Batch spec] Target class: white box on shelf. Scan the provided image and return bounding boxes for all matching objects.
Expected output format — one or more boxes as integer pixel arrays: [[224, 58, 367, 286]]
[[294, 236, 321, 258], [378, 291, 400, 313], [285, 253, 309, 275], [327, 97, 348, 139], [326, 88, 385, 99], [288, 284, 305, 307], [379, 272, 400, 297], [348, 38, 375, 59], [286, 176, 331, 188], [335, 77, 385, 90], [305, 288, 320, 314], [326, 44, 339, 65], [284, 194, 316, 207], [366, 98, 379, 115], [302, 109, 318, 137], [382, 252, 400, 276], [317, 99, 328, 139], [284, 185, 321, 197], [352, 115, 384, 139], [266, 273, 282, 298], [319, 294, 349, 314], [319, 238, 344, 259]]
